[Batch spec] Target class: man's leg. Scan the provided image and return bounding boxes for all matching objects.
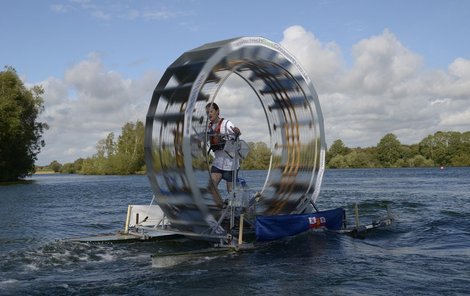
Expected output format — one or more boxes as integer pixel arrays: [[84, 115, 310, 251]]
[[226, 181, 233, 193], [211, 172, 222, 187], [223, 169, 235, 193], [209, 171, 224, 207]]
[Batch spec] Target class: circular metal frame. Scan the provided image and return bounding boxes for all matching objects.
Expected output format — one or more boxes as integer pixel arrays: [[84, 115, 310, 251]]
[[144, 37, 326, 235]]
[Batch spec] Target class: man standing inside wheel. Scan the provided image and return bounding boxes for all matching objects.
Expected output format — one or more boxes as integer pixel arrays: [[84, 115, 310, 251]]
[[205, 102, 241, 207]]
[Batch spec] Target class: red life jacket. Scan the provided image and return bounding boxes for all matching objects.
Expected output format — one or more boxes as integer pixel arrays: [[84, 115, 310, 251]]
[[209, 118, 225, 151]]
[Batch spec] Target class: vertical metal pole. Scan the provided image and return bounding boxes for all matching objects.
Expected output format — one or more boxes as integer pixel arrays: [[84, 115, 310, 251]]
[[124, 205, 132, 234], [230, 137, 240, 234], [238, 214, 244, 246]]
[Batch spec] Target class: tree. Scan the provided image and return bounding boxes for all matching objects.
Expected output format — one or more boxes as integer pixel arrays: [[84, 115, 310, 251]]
[[451, 131, 470, 166], [346, 149, 377, 168], [241, 142, 271, 170], [418, 131, 467, 166], [376, 133, 402, 167], [96, 132, 116, 158], [326, 139, 349, 163], [433, 131, 453, 166], [60, 163, 75, 173], [115, 121, 145, 173], [0, 67, 48, 181], [407, 155, 434, 167], [73, 158, 84, 172], [328, 154, 348, 168], [419, 134, 435, 160], [49, 160, 62, 173], [79, 120, 145, 175]]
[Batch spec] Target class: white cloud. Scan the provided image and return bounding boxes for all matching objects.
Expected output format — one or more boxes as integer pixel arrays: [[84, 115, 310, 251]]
[[449, 58, 470, 78], [37, 55, 159, 165], [342, 29, 423, 94], [281, 26, 470, 148], [440, 109, 470, 126], [280, 25, 343, 93], [444, 58, 470, 99]]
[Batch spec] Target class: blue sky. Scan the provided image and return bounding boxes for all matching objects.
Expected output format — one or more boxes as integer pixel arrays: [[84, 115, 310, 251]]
[[2, 0, 470, 165]]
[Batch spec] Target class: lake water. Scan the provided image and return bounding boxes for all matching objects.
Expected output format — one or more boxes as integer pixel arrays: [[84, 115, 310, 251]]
[[0, 168, 469, 295]]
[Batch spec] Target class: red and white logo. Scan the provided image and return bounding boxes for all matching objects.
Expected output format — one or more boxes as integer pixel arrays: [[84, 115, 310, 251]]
[[308, 216, 326, 228]]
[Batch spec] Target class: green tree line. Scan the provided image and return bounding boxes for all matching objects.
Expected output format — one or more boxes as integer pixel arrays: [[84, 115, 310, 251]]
[[327, 131, 470, 168], [50, 121, 146, 175], [44, 126, 470, 175]]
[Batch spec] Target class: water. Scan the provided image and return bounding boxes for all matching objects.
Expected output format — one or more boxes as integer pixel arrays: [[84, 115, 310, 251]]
[[1, 168, 469, 295]]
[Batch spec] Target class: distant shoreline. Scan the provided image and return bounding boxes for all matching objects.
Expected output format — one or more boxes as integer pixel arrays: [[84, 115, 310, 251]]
[[34, 170, 56, 175]]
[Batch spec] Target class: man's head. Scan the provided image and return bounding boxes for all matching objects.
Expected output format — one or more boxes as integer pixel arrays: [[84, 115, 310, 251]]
[[205, 102, 220, 122]]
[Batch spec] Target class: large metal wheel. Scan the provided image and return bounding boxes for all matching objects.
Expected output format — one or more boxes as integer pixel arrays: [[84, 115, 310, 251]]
[[144, 37, 326, 235]]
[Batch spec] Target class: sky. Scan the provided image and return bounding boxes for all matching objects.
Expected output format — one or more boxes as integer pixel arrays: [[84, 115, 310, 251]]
[[2, 0, 470, 166]]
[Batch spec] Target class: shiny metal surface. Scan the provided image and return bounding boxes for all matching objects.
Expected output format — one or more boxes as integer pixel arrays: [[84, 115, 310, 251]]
[[144, 37, 326, 235]]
